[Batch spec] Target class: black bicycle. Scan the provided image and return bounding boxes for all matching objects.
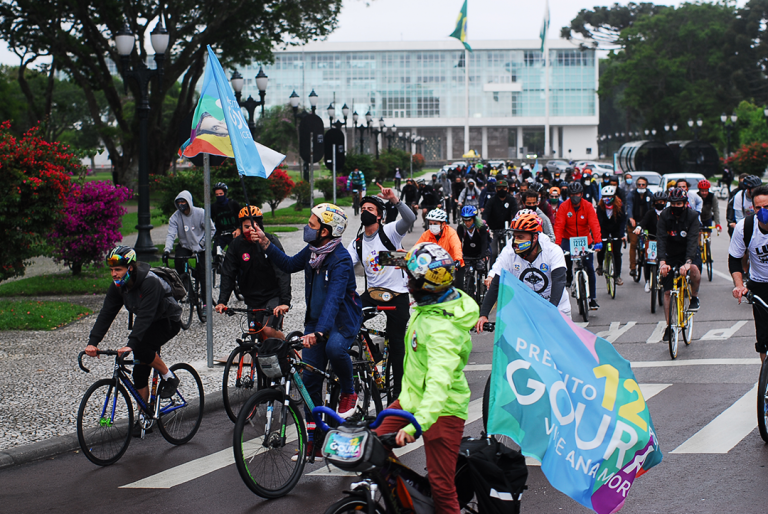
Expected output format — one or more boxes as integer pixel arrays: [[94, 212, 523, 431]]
[[163, 253, 204, 328], [76, 350, 204, 466], [357, 305, 394, 408], [212, 233, 246, 302], [748, 292, 768, 443], [633, 230, 646, 283], [462, 256, 488, 306]]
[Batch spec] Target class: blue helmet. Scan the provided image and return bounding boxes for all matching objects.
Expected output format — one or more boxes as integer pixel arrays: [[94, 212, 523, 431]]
[[461, 205, 478, 218], [487, 177, 497, 184]]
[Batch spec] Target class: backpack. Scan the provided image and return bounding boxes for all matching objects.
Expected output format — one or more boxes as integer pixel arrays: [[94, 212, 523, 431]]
[[150, 267, 187, 301], [744, 213, 755, 250]]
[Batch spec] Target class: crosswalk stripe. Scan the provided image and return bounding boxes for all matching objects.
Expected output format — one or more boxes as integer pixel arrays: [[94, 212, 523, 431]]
[[670, 383, 757, 454], [712, 268, 732, 282], [464, 358, 760, 372], [646, 321, 667, 344]]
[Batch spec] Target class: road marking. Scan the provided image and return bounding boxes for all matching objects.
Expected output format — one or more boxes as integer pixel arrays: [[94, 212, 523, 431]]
[[574, 322, 589, 328], [712, 268, 732, 282], [464, 358, 760, 373], [700, 320, 748, 340], [596, 321, 637, 343], [670, 383, 758, 454], [647, 321, 667, 344]]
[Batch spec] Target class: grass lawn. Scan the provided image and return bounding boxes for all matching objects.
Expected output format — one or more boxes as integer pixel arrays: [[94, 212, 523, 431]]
[[83, 170, 114, 183], [264, 226, 298, 233], [120, 207, 167, 237], [263, 205, 315, 225], [0, 266, 113, 297], [0, 300, 92, 330]]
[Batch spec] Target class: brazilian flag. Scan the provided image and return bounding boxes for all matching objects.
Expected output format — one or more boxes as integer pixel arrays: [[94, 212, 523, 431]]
[[449, 0, 472, 52]]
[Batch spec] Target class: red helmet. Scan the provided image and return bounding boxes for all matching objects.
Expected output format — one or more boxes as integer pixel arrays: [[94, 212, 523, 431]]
[[698, 179, 711, 190]]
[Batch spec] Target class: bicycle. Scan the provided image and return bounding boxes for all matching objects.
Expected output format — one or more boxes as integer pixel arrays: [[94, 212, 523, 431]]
[[564, 246, 595, 323], [643, 232, 663, 314], [163, 253, 204, 328], [490, 227, 512, 268], [210, 235, 245, 302], [352, 188, 363, 216], [462, 256, 488, 306], [699, 225, 715, 282], [748, 291, 768, 443], [667, 266, 695, 359], [76, 350, 204, 466], [633, 229, 646, 283], [601, 237, 623, 299]]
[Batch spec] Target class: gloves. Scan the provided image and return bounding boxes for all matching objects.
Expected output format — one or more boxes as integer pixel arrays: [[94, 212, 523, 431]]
[[163, 250, 170, 257], [593, 242, 603, 251], [716, 224, 722, 232]]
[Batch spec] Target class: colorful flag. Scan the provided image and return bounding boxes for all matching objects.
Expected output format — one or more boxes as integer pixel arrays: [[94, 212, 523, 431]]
[[486, 271, 662, 514], [449, 0, 472, 52], [540, 0, 550, 53], [180, 46, 285, 178]]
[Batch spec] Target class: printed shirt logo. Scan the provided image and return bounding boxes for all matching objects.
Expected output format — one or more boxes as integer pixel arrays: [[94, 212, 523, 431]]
[[567, 212, 573, 218], [680, 231, 687, 237], [242, 253, 251, 261], [540, 263, 549, 272], [367, 250, 384, 274]]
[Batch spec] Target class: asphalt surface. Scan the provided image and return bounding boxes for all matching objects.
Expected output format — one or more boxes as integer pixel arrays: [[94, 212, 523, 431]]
[[2, 207, 767, 514]]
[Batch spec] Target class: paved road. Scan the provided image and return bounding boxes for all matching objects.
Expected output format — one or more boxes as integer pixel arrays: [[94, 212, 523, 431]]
[[3, 210, 767, 513]]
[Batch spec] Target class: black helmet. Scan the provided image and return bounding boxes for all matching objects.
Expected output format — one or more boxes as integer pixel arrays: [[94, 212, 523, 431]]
[[668, 188, 688, 202], [213, 182, 228, 193], [360, 195, 385, 216], [106, 246, 137, 267], [744, 175, 762, 189], [652, 191, 668, 202], [602, 171, 612, 179], [568, 182, 584, 194]]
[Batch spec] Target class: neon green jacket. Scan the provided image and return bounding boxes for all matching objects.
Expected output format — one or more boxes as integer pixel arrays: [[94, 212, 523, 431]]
[[399, 290, 479, 436]]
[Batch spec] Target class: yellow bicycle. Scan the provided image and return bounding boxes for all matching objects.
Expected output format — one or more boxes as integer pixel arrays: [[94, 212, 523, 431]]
[[668, 266, 695, 359], [699, 226, 715, 282]]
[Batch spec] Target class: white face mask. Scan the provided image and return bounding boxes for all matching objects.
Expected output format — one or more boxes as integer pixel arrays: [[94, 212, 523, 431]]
[[655, 208, 663, 215], [636, 188, 647, 194], [429, 225, 442, 235]]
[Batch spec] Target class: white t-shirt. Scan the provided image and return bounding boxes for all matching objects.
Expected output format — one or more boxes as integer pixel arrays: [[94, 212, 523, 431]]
[[347, 223, 408, 293], [733, 191, 754, 223], [729, 218, 768, 282], [488, 236, 571, 315]]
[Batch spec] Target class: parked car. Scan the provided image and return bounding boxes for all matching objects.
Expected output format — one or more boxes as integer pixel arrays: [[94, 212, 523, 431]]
[[546, 160, 569, 172], [625, 171, 663, 195], [660, 172, 707, 193]]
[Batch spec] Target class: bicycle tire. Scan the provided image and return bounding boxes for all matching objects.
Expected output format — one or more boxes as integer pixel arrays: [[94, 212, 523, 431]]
[[758, 361, 768, 443], [481, 375, 517, 451], [349, 338, 373, 416], [384, 354, 395, 405], [194, 274, 205, 323], [650, 266, 657, 314], [233, 388, 307, 498], [682, 288, 693, 346], [578, 272, 589, 322], [223, 346, 259, 423], [158, 363, 204, 445], [605, 252, 615, 299], [706, 240, 713, 281], [324, 496, 386, 514], [180, 274, 193, 330], [77, 378, 134, 466], [633, 248, 643, 283], [668, 292, 679, 360]]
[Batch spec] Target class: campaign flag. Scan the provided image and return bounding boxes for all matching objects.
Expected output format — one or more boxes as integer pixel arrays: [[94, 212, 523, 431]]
[[540, 0, 550, 52], [180, 46, 284, 178], [449, 0, 472, 52], [486, 271, 662, 513]]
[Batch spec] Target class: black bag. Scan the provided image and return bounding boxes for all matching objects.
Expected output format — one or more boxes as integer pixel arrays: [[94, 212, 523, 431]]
[[150, 267, 187, 301], [455, 436, 528, 514], [257, 337, 291, 379]]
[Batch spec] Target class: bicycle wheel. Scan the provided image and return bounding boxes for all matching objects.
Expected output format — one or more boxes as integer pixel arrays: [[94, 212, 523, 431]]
[[633, 248, 643, 283], [324, 496, 386, 514], [354, 361, 382, 416], [157, 363, 204, 445], [758, 361, 768, 443], [605, 252, 615, 299], [578, 272, 589, 322], [194, 275, 205, 323], [179, 274, 193, 330], [668, 292, 679, 360], [481, 375, 516, 450], [77, 378, 134, 466], [233, 388, 307, 498], [223, 346, 259, 423], [682, 288, 693, 346], [650, 266, 658, 314], [706, 240, 713, 282], [463, 267, 476, 300], [476, 272, 487, 306]]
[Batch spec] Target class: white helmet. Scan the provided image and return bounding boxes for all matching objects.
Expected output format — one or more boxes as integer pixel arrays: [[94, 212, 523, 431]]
[[601, 185, 617, 197], [311, 203, 348, 238], [426, 208, 448, 223]]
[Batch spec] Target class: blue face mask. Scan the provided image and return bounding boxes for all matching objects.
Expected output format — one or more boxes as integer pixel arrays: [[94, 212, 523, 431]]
[[758, 207, 768, 224], [303, 225, 320, 244], [625, 179, 633, 185], [113, 269, 131, 287]]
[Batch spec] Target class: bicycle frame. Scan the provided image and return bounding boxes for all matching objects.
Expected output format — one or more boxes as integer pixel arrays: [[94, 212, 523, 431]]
[[699, 228, 712, 262], [672, 271, 694, 328]]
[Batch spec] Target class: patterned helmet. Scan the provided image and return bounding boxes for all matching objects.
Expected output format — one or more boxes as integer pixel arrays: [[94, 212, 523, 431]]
[[668, 188, 688, 202], [106, 246, 137, 267], [601, 185, 617, 197], [405, 242, 455, 293], [238, 205, 263, 220], [461, 205, 478, 218], [697, 179, 711, 190], [652, 191, 668, 202], [426, 208, 448, 222], [213, 182, 228, 193], [511, 210, 543, 232], [311, 203, 348, 238]]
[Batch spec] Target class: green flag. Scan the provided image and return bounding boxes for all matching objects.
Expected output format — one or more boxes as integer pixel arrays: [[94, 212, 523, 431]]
[[450, 0, 472, 52], [540, 0, 550, 53]]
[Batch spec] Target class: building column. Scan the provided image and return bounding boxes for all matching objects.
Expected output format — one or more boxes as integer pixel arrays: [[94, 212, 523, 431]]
[[552, 126, 559, 160], [481, 126, 488, 159], [516, 127, 523, 159], [446, 127, 453, 160]]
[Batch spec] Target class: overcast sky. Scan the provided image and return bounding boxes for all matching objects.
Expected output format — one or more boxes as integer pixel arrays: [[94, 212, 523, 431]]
[[0, 0, 748, 66]]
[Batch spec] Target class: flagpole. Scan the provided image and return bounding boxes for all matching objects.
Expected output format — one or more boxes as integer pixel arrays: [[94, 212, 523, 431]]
[[464, 48, 469, 156], [543, 1, 551, 160], [203, 153, 214, 368]]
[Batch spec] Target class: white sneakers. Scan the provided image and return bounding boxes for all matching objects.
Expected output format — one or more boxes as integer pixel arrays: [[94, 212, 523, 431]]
[[644, 281, 651, 293]]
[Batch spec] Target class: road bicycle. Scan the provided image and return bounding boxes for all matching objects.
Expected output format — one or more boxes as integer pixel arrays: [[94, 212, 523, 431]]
[[601, 237, 624, 299], [748, 291, 768, 443], [564, 247, 595, 323], [699, 225, 715, 282], [667, 266, 695, 359], [163, 253, 204, 328], [633, 229, 647, 283], [357, 305, 395, 408], [76, 350, 204, 466], [462, 256, 488, 306]]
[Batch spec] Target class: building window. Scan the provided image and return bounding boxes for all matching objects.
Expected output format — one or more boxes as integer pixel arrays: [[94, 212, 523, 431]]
[[556, 50, 591, 66], [416, 96, 440, 117], [524, 51, 541, 67]]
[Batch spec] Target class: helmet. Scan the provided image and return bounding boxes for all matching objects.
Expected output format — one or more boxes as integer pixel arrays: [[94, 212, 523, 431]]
[[652, 191, 668, 202], [668, 188, 688, 202], [239, 205, 263, 220], [568, 182, 584, 194], [106, 246, 137, 267], [744, 175, 762, 189], [311, 203, 348, 238], [601, 185, 617, 197], [511, 211, 543, 233], [550, 186, 561, 196], [426, 208, 448, 222], [487, 177, 497, 184], [360, 195, 385, 215], [461, 205, 478, 218], [404, 242, 455, 293], [697, 179, 711, 190], [213, 182, 228, 193], [602, 172, 612, 179], [529, 182, 543, 192]]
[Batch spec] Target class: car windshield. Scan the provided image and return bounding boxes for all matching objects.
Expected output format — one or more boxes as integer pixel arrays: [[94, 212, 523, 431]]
[[638, 175, 661, 186]]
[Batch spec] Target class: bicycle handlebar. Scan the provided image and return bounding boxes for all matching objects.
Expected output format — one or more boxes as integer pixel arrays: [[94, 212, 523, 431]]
[[78, 350, 133, 373], [311, 406, 423, 439], [221, 306, 270, 317], [747, 291, 768, 310]]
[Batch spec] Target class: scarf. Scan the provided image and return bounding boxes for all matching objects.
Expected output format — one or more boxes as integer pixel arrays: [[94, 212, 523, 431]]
[[308, 237, 342, 269]]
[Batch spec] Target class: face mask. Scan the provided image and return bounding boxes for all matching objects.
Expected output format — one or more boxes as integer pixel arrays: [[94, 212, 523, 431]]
[[671, 206, 684, 216], [429, 224, 442, 235], [604, 197, 614, 205], [626, 179, 633, 185], [654, 204, 666, 211], [176, 202, 188, 213], [497, 190, 507, 198], [636, 188, 646, 194], [215, 196, 227, 205], [113, 269, 131, 287], [549, 198, 559, 206], [513, 238, 533, 254], [361, 210, 379, 227], [571, 196, 582, 206], [525, 204, 538, 210], [757, 207, 768, 224], [303, 225, 321, 244]]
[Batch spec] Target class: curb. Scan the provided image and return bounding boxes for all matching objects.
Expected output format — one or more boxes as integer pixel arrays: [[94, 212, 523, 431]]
[[0, 389, 225, 470]]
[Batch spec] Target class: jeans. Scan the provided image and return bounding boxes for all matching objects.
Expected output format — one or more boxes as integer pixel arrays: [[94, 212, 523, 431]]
[[561, 239, 597, 299], [302, 327, 355, 412]]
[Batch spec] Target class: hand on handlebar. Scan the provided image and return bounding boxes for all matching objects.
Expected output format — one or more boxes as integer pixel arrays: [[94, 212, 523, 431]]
[[117, 346, 132, 357], [733, 285, 749, 304], [593, 242, 603, 251], [396, 430, 416, 446], [475, 315, 489, 333], [273, 304, 289, 317], [84, 344, 99, 358], [659, 263, 671, 277], [215, 304, 227, 314]]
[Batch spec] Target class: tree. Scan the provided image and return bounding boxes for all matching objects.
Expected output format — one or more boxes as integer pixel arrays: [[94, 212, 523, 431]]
[[344, 152, 375, 177], [732, 100, 768, 149], [266, 166, 295, 216], [561, 2, 669, 49], [252, 104, 299, 156], [723, 141, 768, 176], [0, 0, 343, 189]]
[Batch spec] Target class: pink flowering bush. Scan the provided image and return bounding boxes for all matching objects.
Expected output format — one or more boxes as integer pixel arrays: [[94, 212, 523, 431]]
[[50, 181, 133, 275]]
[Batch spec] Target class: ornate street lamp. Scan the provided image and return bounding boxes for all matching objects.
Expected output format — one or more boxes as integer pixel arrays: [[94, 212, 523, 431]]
[[231, 65, 269, 136]]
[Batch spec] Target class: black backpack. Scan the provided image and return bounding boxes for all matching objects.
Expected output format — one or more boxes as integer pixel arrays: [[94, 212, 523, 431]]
[[150, 267, 187, 301]]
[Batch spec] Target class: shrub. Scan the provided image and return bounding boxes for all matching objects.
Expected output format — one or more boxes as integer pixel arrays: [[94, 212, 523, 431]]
[[723, 141, 768, 177], [316, 178, 334, 201], [336, 176, 350, 197], [49, 181, 133, 274], [0, 123, 75, 281], [373, 148, 412, 182], [266, 166, 295, 216], [412, 153, 425, 171], [343, 152, 375, 178], [291, 180, 312, 210]]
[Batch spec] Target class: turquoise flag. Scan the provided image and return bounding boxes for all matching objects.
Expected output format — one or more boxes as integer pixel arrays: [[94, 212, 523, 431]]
[[487, 271, 662, 513], [540, 0, 550, 53]]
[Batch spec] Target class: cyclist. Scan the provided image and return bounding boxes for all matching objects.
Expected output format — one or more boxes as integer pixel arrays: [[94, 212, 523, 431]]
[[374, 242, 478, 514], [483, 180, 519, 262], [214, 206, 291, 340], [595, 185, 627, 286], [658, 188, 702, 341], [416, 208, 464, 267], [729, 185, 768, 363], [164, 190, 216, 311], [437, 172, 454, 222], [582, 170, 599, 205], [554, 182, 603, 311], [478, 176, 497, 213], [477, 210, 570, 329], [347, 190, 416, 399], [548, 186, 563, 213], [456, 205, 490, 293], [251, 203, 363, 418], [211, 182, 241, 252], [728, 175, 762, 234], [394, 168, 402, 191], [521, 190, 555, 240], [697, 179, 722, 233], [451, 175, 465, 221], [401, 178, 420, 218], [85, 246, 182, 436], [347, 167, 366, 197], [634, 192, 668, 292], [675, 178, 702, 214], [418, 179, 440, 229], [626, 176, 652, 281], [530, 182, 556, 225], [457, 178, 481, 211]]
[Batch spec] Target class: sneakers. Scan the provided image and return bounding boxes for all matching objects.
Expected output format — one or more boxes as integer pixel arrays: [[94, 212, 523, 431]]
[[589, 299, 599, 310], [338, 392, 359, 418], [132, 420, 153, 438], [644, 281, 651, 293], [596, 266, 603, 276], [689, 297, 700, 311], [664, 326, 672, 342], [159, 375, 180, 399], [629, 269, 637, 279], [571, 286, 577, 298], [616, 276, 624, 286]]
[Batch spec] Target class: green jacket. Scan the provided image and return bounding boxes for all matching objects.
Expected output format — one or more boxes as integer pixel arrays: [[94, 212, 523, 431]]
[[399, 290, 479, 436]]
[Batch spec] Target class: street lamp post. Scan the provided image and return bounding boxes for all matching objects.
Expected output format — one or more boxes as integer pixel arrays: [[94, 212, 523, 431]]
[[114, 19, 170, 262], [371, 117, 384, 159], [231, 66, 268, 136], [721, 112, 738, 157], [688, 117, 703, 141]]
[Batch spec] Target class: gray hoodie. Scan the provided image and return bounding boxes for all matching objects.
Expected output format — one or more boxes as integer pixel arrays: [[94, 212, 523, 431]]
[[164, 190, 216, 253]]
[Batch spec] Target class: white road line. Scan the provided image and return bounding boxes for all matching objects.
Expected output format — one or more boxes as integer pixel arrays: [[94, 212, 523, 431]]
[[464, 358, 760, 372], [712, 268, 732, 282], [700, 320, 749, 341], [596, 321, 637, 343], [670, 383, 758, 454], [647, 321, 667, 344]]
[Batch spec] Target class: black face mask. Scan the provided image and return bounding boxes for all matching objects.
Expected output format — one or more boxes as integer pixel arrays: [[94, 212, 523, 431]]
[[571, 196, 582, 207], [361, 210, 379, 227], [654, 203, 666, 211], [497, 190, 507, 198], [671, 206, 685, 216]]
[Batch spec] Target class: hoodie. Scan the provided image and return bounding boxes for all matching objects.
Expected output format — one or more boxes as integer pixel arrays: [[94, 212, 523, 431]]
[[398, 290, 479, 436], [164, 190, 216, 253]]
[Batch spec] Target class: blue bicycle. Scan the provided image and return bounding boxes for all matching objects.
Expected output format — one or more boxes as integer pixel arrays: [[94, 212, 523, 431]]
[[76, 350, 204, 466]]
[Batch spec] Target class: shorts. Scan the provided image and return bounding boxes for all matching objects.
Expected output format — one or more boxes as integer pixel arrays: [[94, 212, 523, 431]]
[[132, 317, 182, 388], [661, 256, 703, 292], [247, 297, 283, 332]]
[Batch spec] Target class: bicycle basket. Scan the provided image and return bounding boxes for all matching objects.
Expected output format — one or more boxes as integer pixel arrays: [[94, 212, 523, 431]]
[[257, 337, 291, 379], [321, 426, 388, 472]]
